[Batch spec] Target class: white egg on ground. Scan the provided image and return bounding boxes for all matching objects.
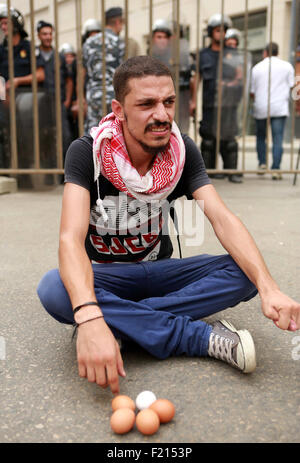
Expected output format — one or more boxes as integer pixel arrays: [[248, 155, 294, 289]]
[[135, 391, 157, 410]]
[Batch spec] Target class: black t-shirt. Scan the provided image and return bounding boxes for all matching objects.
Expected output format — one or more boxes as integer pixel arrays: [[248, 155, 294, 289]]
[[64, 134, 211, 263], [0, 38, 44, 81]]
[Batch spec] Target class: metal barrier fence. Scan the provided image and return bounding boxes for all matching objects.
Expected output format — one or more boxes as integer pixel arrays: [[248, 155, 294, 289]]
[[0, 0, 300, 179]]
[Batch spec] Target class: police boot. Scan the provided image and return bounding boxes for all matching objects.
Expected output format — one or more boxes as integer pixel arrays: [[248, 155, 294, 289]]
[[229, 173, 243, 183], [202, 150, 215, 170], [201, 138, 221, 178], [222, 140, 243, 184]]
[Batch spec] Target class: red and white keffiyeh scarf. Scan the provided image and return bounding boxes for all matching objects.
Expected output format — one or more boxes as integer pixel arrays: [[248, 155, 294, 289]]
[[90, 113, 185, 212]]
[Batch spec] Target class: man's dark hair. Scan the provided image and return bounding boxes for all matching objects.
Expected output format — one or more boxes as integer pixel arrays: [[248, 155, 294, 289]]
[[113, 55, 173, 103], [36, 20, 53, 32], [265, 42, 279, 56], [105, 7, 123, 26]]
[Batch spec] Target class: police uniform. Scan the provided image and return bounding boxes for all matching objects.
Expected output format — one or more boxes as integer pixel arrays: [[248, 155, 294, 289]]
[[35, 46, 72, 167], [35, 47, 69, 101], [83, 28, 125, 133], [67, 57, 78, 140], [198, 45, 243, 181], [0, 38, 44, 169], [0, 37, 42, 80]]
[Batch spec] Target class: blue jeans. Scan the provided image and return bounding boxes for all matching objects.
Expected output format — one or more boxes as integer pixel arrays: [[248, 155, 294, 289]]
[[37, 254, 258, 360], [255, 116, 287, 169]]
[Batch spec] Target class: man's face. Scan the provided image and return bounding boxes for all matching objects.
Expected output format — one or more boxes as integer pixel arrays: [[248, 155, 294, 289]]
[[212, 26, 226, 44], [115, 17, 124, 35], [38, 26, 53, 48], [225, 38, 238, 48], [88, 30, 99, 38], [0, 17, 8, 36], [152, 31, 170, 50], [120, 75, 176, 154], [65, 52, 75, 65]]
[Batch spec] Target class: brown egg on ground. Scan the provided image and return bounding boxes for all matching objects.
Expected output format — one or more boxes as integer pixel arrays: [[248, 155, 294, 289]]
[[110, 408, 135, 434], [136, 408, 160, 435], [111, 394, 135, 412], [149, 399, 176, 423]]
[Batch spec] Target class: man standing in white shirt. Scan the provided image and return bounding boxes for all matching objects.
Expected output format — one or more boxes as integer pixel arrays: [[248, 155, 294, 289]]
[[250, 43, 295, 179]]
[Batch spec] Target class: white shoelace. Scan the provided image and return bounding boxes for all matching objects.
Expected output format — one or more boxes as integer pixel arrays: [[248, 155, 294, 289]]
[[208, 333, 236, 366]]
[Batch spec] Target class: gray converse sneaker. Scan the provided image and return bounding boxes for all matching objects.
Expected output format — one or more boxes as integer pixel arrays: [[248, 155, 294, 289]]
[[208, 320, 256, 373]]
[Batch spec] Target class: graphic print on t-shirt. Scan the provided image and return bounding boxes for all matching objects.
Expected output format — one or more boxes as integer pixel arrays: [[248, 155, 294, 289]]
[[88, 193, 167, 262]]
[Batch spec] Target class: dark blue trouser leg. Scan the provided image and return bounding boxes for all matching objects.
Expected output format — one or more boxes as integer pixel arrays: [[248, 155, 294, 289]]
[[270, 116, 286, 170], [255, 118, 267, 166], [37, 254, 258, 359]]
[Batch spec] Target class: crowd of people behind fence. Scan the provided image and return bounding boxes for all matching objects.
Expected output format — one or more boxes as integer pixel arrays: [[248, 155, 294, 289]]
[[0, 4, 299, 186]]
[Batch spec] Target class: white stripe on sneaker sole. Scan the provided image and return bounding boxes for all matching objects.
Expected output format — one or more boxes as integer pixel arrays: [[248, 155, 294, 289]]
[[219, 320, 256, 373], [236, 329, 256, 373]]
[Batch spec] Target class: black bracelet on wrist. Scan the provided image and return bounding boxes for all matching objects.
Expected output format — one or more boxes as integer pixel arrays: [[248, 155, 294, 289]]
[[72, 315, 104, 341], [78, 315, 104, 327], [73, 301, 101, 314]]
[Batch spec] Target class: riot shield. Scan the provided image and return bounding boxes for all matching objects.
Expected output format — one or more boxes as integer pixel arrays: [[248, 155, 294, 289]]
[[1, 88, 60, 186], [15, 89, 57, 169], [217, 48, 252, 140], [151, 37, 192, 134], [151, 38, 173, 69], [178, 38, 191, 134], [201, 49, 252, 141]]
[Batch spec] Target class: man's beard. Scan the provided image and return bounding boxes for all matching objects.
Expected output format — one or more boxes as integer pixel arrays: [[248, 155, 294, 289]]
[[138, 139, 170, 156], [125, 114, 171, 155]]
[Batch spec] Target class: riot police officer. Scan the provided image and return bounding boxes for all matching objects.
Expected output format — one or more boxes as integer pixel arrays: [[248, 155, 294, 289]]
[[59, 43, 76, 69], [82, 7, 125, 134], [0, 6, 45, 174], [225, 28, 241, 49], [0, 8, 45, 95], [190, 14, 243, 183], [59, 42, 78, 140], [36, 20, 73, 170], [151, 19, 192, 134], [151, 19, 173, 61]]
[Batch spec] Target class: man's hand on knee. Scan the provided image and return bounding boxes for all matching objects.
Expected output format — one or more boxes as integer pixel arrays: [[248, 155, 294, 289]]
[[76, 317, 126, 394]]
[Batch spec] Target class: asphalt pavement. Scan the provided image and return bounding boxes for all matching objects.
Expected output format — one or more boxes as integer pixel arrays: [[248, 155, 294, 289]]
[[0, 172, 299, 444]]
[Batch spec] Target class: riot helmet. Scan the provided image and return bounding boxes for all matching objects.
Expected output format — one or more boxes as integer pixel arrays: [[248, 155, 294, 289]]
[[225, 28, 241, 47], [82, 18, 101, 35], [152, 19, 172, 38], [207, 13, 232, 38], [0, 6, 28, 38], [0, 3, 8, 18], [59, 42, 76, 55], [82, 18, 101, 44]]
